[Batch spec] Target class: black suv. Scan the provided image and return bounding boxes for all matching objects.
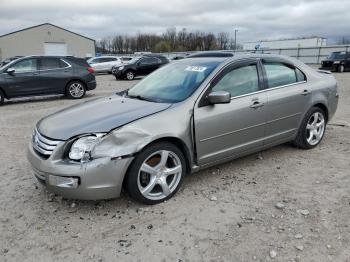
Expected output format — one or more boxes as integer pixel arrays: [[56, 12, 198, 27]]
[[0, 56, 96, 105], [320, 51, 350, 73], [112, 55, 169, 80]]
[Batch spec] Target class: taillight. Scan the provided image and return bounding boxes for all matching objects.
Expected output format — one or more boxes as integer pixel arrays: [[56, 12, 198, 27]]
[[88, 67, 95, 73]]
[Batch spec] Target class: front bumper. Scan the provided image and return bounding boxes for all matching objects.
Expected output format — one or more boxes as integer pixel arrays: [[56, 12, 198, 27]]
[[112, 69, 124, 78], [27, 142, 134, 200]]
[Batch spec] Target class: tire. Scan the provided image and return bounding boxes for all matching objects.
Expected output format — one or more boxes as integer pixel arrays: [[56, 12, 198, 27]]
[[126, 142, 186, 205], [0, 89, 4, 106], [66, 81, 86, 99], [125, 70, 135, 80], [293, 107, 326, 149], [338, 64, 345, 73]]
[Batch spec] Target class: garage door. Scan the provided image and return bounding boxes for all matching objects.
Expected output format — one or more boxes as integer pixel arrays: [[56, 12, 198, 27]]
[[44, 43, 67, 56]]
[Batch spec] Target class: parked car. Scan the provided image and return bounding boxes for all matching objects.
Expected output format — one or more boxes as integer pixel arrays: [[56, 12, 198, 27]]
[[112, 55, 169, 80], [0, 56, 96, 105], [187, 51, 234, 58], [320, 51, 350, 72], [0, 56, 24, 68], [27, 54, 338, 204], [119, 56, 133, 63], [87, 56, 122, 74]]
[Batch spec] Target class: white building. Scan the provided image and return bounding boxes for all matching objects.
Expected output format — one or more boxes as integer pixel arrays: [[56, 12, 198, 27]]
[[0, 23, 95, 60], [243, 37, 327, 50]]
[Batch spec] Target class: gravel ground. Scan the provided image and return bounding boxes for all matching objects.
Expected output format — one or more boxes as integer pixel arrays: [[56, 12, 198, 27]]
[[0, 70, 349, 262]]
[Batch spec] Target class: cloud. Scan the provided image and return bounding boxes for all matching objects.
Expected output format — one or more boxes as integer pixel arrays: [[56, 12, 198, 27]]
[[0, 0, 349, 43]]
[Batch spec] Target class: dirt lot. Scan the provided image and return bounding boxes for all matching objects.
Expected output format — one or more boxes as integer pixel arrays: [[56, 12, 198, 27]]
[[0, 70, 349, 262]]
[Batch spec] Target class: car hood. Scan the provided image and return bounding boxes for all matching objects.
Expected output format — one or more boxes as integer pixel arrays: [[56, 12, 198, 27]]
[[37, 95, 171, 140]]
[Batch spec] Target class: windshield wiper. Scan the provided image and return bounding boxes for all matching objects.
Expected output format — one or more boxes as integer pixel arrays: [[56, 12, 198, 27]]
[[126, 91, 153, 102]]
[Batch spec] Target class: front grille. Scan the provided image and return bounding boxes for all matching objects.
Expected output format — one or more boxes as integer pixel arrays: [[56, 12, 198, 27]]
[[323, 61, 333, 67], [32, 129, 61, 159]]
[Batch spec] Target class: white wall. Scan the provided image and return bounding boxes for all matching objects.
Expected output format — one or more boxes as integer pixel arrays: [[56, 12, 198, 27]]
[[243, 38, 327, 50]]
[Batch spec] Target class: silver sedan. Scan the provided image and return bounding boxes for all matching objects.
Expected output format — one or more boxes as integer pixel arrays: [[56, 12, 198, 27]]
[[27, 54, 338, 204]]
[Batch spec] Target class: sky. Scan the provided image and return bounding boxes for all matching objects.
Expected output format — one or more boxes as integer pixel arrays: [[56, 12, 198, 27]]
[[0, 0, 349, 44]]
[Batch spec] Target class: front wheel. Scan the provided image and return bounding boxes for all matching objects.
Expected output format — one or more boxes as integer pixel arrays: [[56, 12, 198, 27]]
[[126, 142, 186, 205], [66, 81, 86, 99], [338, 64, 345, 73], [125, 71, 135, 80], [293, 107, 326, 149]]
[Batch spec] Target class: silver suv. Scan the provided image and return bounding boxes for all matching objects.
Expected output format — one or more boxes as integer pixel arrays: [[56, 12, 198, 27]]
[[27, 54, 339, 205]]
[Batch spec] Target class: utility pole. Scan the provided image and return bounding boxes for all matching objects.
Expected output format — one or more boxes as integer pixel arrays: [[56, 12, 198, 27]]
[[234, 29, 238, 50]]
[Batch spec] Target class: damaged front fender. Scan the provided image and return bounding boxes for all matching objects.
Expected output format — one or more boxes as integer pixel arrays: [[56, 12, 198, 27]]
[[91, 126, 153, 159]]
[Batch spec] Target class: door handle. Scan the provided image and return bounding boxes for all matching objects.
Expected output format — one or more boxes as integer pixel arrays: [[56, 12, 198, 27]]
[[33, 72, 39, 76], [250, 101, 265, 109], [302, 90, 311, 96]]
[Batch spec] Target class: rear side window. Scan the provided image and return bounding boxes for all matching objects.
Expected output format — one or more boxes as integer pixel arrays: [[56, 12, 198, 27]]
[[212, 64, 259, 97], [40, 58, 63, 70], [296, 68, 306, 82], [264, 63, 305, 88]]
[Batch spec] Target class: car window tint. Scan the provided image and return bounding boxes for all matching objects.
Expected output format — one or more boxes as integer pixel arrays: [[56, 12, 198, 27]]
[[140, 57, 159, 65], [40, 58, 61, 70], [12, 59, 38, 72], [264, 63, 298, 88], [212, 65, 259, 97], [296, 68, 306, 82]]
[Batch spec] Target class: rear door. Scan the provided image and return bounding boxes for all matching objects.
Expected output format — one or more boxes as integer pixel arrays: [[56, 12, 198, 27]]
[[38, 57, 73, 94], [3, 58, 40, 97], [261, 59, 311, 147], [194, 59, 267, 166]]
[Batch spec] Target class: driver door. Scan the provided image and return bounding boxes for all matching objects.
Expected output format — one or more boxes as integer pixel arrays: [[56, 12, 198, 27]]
[[194, 59, 267, 166], [3, 58, 40, 98]]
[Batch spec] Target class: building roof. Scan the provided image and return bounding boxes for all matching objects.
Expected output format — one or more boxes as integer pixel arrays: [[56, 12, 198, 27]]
[[0, 23, 95, 42]]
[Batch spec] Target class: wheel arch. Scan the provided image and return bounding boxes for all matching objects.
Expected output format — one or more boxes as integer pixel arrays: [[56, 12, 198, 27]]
[[122, 136, 193, 188], [312, 102, 329, 122]]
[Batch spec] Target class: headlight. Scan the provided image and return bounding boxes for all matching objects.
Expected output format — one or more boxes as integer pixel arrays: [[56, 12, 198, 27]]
[[118, 66, 124, 70], [69, 134, 105, 161], [333, 61, 340, 64]]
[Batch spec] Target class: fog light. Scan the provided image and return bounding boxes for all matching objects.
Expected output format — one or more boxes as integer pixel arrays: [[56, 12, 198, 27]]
[[48, 175, 78, 188]]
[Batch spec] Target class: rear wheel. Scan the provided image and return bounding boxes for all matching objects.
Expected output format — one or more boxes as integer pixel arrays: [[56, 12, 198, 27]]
[[0, 90, 4, 106], [66, 81, 86, 99], [293, 107, 326, 149], [126, 142, 186, 205], [125, 70, 135, 80]]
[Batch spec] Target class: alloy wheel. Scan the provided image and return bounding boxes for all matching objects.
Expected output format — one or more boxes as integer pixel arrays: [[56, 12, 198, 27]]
[[69, 83, 85, 98], [126, 72, 134, 80], [137, 150, 183, 201], [306, 112, 325, 146]]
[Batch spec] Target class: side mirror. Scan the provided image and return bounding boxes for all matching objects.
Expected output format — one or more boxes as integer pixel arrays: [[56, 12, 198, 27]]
[[207, 91, 231, 104], [7, 68, 15, 75]]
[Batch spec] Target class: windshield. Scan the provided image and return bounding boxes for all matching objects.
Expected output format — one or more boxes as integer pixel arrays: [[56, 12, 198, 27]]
[[127, 61, 220, 103], [328, 52, 346, 60]]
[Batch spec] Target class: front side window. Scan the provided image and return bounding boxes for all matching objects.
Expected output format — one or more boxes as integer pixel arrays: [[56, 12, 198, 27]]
[[140, 57, 160, 65], [40, 58, 62, 70], [212, 65, 259, 97], [12, 59, 38, 73]]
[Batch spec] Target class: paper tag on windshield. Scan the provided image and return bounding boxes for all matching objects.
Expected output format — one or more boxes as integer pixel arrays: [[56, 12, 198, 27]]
[[185, 66, 207, 72]]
